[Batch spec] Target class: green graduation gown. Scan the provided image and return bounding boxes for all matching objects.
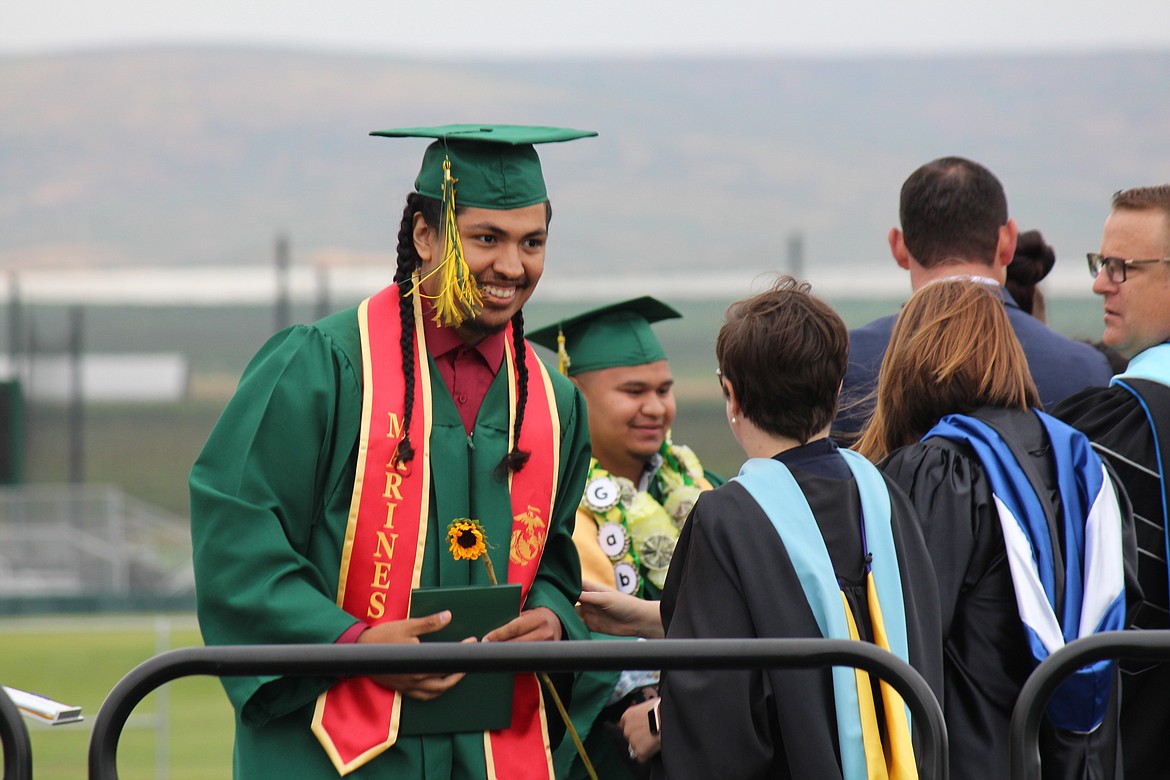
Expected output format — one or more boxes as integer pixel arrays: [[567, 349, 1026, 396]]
[[190, 305, 592, 779]]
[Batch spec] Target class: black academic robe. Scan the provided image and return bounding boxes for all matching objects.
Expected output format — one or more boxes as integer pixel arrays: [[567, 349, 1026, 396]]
[[1054, 384, 1167, 780], [652, 440, 943, 780], [883, 406, 1139, 780]]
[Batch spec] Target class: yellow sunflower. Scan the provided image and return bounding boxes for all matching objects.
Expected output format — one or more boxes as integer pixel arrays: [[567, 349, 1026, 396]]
[[447, 518, 487, 561], [445, 516, 586, 773], [447, 518, 499, 584]]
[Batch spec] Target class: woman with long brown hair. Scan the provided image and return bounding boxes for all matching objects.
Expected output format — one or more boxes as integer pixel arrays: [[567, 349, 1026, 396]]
[[856, 279, 1136, 780]]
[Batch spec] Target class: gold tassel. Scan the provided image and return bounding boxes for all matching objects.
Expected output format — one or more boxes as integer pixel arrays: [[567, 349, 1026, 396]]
[[556, 326, 571, 375], [417, 155, 483, 328]]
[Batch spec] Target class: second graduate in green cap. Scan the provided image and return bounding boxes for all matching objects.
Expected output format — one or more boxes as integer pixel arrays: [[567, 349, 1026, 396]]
[[530, 296, 724, 778], [190, 124, 598, 780]]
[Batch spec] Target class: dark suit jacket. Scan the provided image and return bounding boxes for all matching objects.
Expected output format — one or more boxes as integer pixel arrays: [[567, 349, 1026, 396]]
[[834, 287, 1113, 437]]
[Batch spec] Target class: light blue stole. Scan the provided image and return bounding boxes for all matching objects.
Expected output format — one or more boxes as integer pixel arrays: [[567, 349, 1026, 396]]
[[1112, 341, 1170, 389], [734, 448, 910, 780]]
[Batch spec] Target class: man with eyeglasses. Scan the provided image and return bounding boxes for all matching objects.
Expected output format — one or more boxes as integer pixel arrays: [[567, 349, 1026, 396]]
[[833, 156, 1113, 439], [1055, 184, 1170, 780]]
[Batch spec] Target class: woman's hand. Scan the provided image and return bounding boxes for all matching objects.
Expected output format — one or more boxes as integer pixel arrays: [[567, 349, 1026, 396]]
[[576, 580, 664, 638], [620, 694, 662, 763]]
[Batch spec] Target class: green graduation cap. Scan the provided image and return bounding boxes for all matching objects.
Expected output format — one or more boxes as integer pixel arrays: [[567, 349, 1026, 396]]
[[528, 296, 682, 376], [369, 124, 597, 329], [369, 124, 597, 210]]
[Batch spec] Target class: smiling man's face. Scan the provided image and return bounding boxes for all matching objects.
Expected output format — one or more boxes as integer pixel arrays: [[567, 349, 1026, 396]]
[[415, 202, 548, 343], [574, 360, 677, 483]]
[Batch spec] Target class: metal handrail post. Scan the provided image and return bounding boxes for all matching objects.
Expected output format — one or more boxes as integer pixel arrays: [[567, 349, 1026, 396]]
[[0, 685, 32, 780], [1009, 630, 1170, 780], [88, 638, 947, 780]]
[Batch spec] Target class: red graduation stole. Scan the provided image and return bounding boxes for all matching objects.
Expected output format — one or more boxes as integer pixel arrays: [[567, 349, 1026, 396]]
[[311, 283, 561, 777]]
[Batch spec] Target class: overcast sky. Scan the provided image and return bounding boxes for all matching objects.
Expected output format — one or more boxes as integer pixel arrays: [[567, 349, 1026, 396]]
[[5, 0, 1170, 58]]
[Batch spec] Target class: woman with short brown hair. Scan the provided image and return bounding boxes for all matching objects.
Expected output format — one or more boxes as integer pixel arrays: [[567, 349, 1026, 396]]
[[654, 277, 942, 780]]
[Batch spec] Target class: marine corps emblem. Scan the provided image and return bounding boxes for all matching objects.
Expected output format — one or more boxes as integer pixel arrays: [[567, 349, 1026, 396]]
[[509, 504, 548, 566]]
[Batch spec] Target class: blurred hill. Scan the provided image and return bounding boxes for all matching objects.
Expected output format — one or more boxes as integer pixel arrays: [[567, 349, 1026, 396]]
[[2, 47, 1168, 278]]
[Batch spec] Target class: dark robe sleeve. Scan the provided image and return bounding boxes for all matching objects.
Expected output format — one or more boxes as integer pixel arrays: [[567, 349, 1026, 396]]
[[1054, 386, 1159, 628], [879, 471, 945, 709], [1104, 458, 1144, 625], [1055, 385, 1167, 778], [657, 485, 855, 780], [883, 442, 1003, 645]]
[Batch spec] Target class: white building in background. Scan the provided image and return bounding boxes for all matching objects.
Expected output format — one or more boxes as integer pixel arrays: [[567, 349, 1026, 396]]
[[0, 354, 188, 403]]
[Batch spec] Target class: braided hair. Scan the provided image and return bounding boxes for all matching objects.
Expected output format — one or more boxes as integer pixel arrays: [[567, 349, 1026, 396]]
[[391, 192, 436, 466], [499, 200, 555, 475], [392, 192, 536, 477], [496, 307, 532, 478]]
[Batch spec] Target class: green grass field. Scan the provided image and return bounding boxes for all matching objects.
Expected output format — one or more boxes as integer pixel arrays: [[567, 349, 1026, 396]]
[[1, 614, 233, 779]]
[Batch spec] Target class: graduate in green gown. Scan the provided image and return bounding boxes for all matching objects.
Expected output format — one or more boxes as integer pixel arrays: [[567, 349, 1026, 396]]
[[190, 125, 596, 779]]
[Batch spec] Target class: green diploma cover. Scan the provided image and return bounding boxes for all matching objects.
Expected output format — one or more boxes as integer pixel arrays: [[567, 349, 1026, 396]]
[[400, 583, 522, 735]]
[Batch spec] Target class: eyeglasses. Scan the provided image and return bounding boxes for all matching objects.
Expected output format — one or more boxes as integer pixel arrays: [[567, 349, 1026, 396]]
[[1087, 253, 1170, 283]]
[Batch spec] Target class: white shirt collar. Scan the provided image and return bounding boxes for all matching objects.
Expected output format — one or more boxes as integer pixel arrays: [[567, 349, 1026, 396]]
[[637, 452, 664, 492]]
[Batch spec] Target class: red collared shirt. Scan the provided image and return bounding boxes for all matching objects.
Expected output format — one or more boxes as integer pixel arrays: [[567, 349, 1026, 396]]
[[421, 307, 506, 436]]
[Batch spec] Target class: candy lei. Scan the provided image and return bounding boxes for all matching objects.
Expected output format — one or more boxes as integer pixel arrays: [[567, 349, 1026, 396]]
[[580, 440, 708, 595]]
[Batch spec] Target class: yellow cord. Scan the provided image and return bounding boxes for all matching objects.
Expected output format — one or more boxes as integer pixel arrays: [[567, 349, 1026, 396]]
[[539, 672, 599, 780], [555, 327, 571, 375], [476, 543, 595, 778], [426, 156, 482, 328]]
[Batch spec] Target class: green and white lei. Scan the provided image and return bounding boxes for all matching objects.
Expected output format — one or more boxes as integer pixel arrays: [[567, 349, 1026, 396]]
[[580, 436, 707, 596]]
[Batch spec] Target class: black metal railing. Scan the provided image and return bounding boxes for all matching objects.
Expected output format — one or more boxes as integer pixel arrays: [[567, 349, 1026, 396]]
[[0, 685, 32, 780], [1010, 630, 1170, 780], [89, 638, 948, 779]]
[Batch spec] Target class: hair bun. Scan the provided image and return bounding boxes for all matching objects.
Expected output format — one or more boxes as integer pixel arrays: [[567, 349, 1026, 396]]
[[1008, 229, 1056, 285]]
